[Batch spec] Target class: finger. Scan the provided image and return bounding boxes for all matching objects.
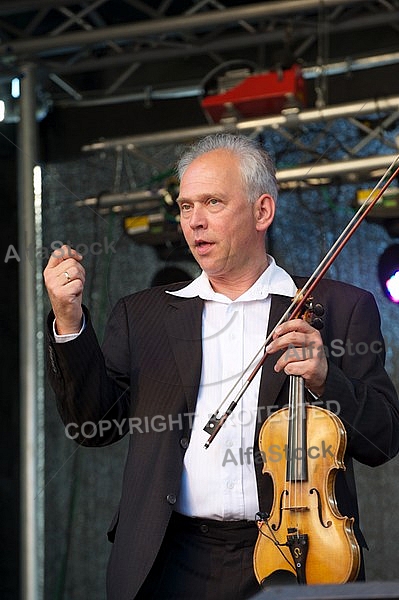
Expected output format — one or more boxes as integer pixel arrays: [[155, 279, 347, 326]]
[[279, 355, 328, 394], [58, 270, 84, 289], [266, 331, 308, 355], [56, 261, 85, 285], [273, 345, 305, 371], [274, 342, 327, 385], [47, 244, 83, 268], [273, 319, 313, 339], [268, 323, 323, 356], [44, 259, 85, 302], [273, 344, 316, 371]]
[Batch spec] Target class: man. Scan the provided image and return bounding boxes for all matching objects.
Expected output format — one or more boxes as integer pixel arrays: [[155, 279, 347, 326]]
[[44, 133, 399, 600]]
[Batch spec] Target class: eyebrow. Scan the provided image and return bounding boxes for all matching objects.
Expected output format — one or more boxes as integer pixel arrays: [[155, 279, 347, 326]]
[[176, 193, 224, 204]]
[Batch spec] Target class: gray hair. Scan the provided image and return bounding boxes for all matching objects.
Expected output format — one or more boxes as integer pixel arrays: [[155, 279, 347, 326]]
[[176, 133, 278, 204]]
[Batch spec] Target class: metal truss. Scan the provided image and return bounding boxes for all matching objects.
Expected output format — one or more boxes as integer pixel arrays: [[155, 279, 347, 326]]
[[1, 0, 399, 179], [1, 0, 399, 108]]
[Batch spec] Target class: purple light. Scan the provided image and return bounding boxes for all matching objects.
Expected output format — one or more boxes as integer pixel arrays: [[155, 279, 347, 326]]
[[386, 271, 399, 303]]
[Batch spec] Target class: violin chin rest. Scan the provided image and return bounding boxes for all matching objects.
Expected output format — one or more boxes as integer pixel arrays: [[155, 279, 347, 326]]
[[260, 569, 298, 587]]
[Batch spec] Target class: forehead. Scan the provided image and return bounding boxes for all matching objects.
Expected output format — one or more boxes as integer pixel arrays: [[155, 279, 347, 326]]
[[180, 149, 243, 189]]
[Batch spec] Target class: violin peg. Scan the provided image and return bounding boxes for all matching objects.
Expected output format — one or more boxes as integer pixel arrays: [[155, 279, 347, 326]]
[[311, 317, 324, 330]]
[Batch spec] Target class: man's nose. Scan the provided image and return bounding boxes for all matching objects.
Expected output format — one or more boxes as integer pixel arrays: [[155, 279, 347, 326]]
[[189, 205, 207, 229]]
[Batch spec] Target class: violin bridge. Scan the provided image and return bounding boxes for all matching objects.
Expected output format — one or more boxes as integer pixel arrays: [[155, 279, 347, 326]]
[[285, 506, 310, 512]]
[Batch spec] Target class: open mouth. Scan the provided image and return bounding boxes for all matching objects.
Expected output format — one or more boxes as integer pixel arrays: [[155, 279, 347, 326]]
[[194, 240, 214, 254]]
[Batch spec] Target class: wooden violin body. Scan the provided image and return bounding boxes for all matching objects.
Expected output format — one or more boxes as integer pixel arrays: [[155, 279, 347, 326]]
[[253, 378, 360, 585]]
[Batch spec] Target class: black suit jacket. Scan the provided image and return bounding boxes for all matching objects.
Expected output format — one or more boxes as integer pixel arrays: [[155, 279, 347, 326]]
[[47, 276, 399, 600]]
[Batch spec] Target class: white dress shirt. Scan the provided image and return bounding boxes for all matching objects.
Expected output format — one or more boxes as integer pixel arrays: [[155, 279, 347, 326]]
[[54, 256, 297, 521], [167, 257, 297, 521]]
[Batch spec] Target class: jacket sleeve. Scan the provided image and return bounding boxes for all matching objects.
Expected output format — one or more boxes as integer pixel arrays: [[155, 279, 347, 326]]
[[321, 288, 399, 467], [46, 299, 132, 446]]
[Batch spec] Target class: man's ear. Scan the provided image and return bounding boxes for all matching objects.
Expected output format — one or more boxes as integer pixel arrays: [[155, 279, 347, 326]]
[[255, 194, 275, 232]]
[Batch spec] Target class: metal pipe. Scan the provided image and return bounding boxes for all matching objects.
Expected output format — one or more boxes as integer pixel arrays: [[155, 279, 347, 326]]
[[56, 84, 203, 107], [238, 97, 399, 128], [18, 62, 44, 600], [75, 189, 165, 208], [302, 51, 399, 79], [276, 154, 398, 183], [0, 0, 364, 56], [81, 94, 399, 151]]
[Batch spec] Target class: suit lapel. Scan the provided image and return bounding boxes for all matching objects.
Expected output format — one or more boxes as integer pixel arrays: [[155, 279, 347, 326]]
[[165, 295, 204, 415], [256, 293, 293, 437]]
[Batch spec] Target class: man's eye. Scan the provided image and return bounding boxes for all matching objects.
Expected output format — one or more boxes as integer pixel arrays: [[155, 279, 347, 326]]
[[180, 203, 191, 211], [209, 198, 219, 206]]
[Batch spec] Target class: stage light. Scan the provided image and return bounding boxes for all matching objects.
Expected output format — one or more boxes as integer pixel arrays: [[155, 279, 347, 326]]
[[386, 272, 399, 302], [378, 244, 399, 303]]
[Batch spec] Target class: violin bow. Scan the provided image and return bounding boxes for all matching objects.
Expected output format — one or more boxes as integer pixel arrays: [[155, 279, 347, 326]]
[[204, 154, 399, 449]]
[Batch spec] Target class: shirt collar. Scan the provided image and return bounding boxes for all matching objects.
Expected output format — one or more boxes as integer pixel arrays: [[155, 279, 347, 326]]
[[166, 255, 297, 303]]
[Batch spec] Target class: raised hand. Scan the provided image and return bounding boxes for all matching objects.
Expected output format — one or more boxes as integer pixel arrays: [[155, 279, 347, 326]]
[[43, 244, 85, 334]]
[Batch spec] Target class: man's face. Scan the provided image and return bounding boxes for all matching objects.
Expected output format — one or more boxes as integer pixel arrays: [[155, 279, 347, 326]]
[[177, 149, 269, 284]]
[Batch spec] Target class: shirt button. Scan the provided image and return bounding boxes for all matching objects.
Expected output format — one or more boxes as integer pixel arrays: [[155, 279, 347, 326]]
[[166, 493, 177, 505], [226, 481, 235, 490], [180, 437, 189, 449], [200, 524, 209, 533]]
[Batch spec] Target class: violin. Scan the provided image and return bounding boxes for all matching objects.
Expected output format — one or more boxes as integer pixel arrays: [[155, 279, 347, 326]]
[[252, 300, 360, 585]]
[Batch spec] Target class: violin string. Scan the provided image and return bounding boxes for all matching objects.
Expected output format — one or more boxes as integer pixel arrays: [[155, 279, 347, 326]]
[[292, 376, 296, 521], [287, 376, 307, 537], [295, 376, 301, 537], [299, 377, 305, 538], [295, 376, 299, 536], [287, 377, 293, 515]]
